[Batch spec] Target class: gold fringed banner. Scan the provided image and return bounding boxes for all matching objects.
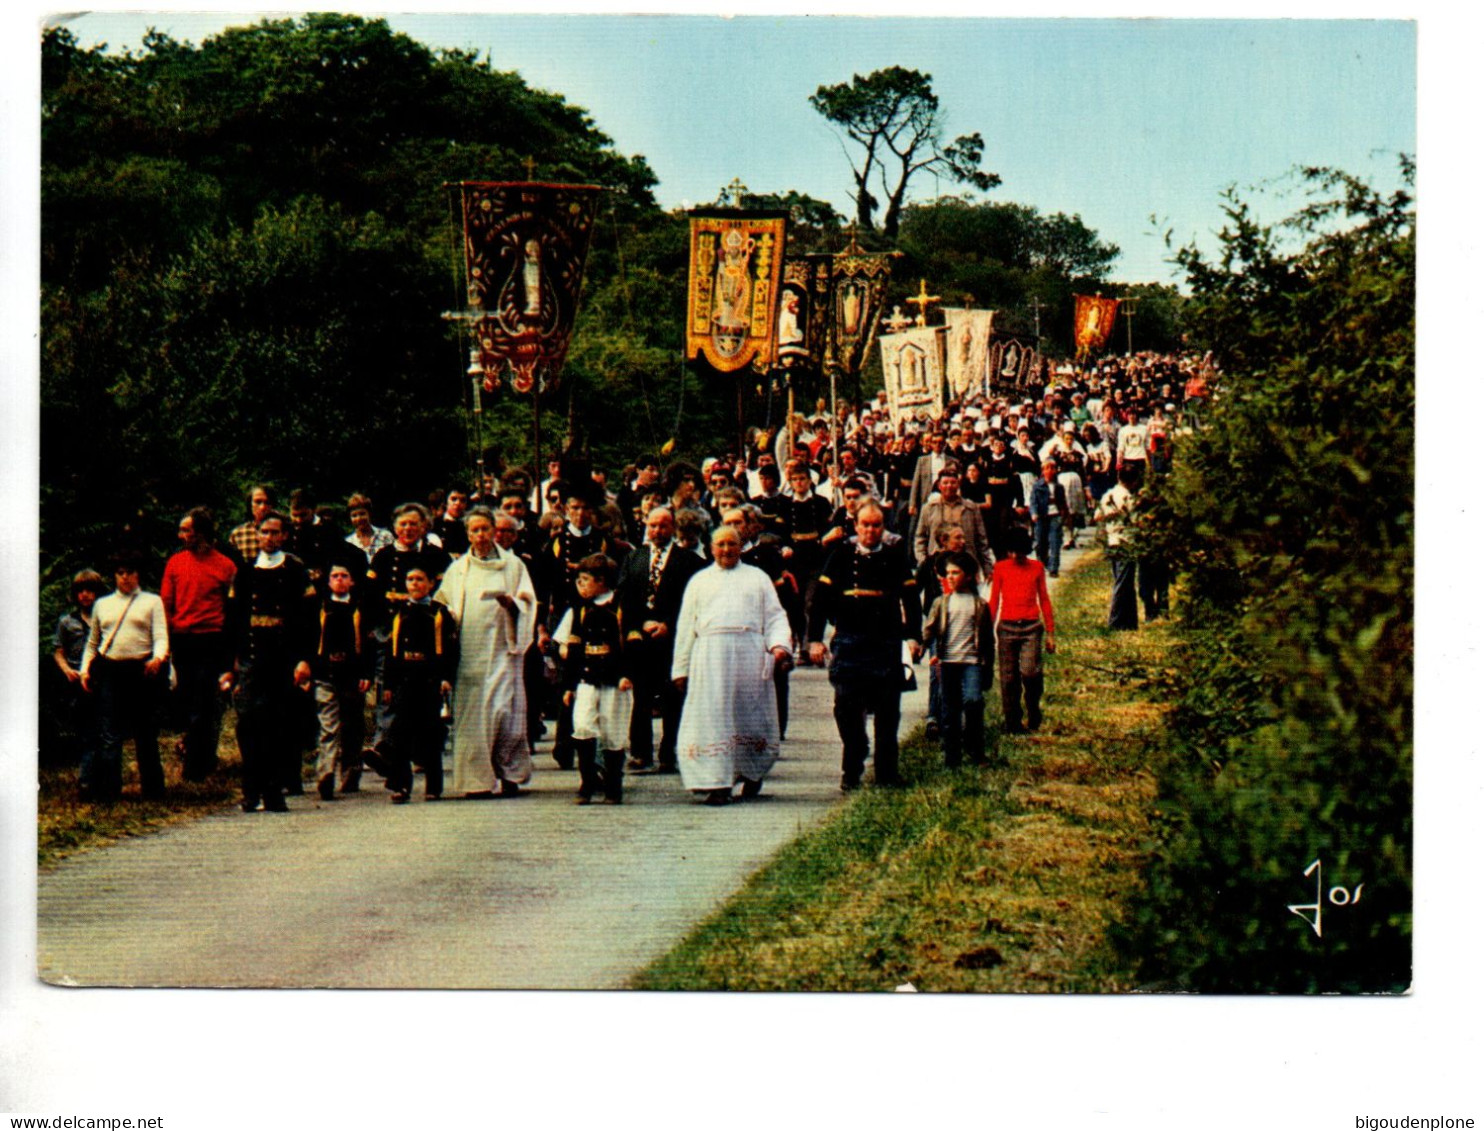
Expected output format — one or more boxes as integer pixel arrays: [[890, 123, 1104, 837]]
[[831, 251, 896, 378], [770, 254, 834, 375], [686, 211, 788, 372], [878, 326, 946, 426], [941, 308, 996, 398], [1073, 293, 1120, 358], [461, 181, 603, 394]]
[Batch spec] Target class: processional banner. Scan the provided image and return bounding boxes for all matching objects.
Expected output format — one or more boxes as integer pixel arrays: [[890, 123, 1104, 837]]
[[942, 308, 996, 398], [830, 251, 896, 378], [771, 254, 835, 374], [878, 326, 946, 426], [461, 181, 604, 394], [687, 211, 788, 373], [988, 335, 1040, 394], [1073, 294, 1120, 357]]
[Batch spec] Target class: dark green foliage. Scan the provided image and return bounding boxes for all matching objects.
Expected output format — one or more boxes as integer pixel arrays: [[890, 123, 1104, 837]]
[[40, 16, 671, 629], [1114, 161, 1414, 992]]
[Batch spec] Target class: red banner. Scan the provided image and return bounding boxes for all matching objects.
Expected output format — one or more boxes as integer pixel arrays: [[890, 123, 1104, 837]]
[[1073, 294, 1120, 357], [461, 181, 603, 394]]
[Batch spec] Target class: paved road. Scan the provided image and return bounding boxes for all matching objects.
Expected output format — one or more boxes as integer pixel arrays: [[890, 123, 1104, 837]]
[[38, 662, 931, 989]]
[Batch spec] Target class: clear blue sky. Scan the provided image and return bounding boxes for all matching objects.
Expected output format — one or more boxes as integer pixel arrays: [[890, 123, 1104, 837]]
[[52, 10, 1415, 286]]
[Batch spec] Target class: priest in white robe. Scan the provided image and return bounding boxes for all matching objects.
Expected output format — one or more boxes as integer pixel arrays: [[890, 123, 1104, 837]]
[[671, 525, 793, 804], [434, 508, 537, 797]]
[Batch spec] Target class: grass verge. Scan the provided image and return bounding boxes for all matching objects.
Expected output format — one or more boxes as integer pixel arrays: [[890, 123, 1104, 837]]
[[631, 550, 1181, 992], [38, 711, 308, 870]]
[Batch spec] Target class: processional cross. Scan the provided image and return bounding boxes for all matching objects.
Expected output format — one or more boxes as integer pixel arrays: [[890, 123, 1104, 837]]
[[906, 278, 941, 327]]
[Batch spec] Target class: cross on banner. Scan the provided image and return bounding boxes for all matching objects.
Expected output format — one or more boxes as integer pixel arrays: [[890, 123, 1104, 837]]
[[883, 305, 912, 334], [906, 278, 941, 326]]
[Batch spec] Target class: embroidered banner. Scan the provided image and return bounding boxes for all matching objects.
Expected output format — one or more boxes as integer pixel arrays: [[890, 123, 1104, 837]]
[[988, 335, 1039, 393], [941, 308, 996, 398], [686, 211, 788, 372], [461, 181, 604, 394], [1073, 294, 1120, 357], [771, 254, 835, 375], [878, 326, 946, 426], [830, 251, 896, 378]]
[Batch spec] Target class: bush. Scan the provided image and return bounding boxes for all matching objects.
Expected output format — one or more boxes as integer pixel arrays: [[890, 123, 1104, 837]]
[[1115, 161, 1413, 992]]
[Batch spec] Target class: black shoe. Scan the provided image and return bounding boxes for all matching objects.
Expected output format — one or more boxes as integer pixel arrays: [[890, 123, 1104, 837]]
[[1027, 710, 1042, 732], [317, 776, 336, 802], [653, 763, 679, 775], [1002, 723, 1026, 735], [463, 790, 496, 800], [873, 774, 906, 788], [425, 793, 443, 802], [924, 720, 941, 740], [626, 757, 655, 772], [361, 748, 389, 777], [389, 791, 411, 805], [241, 797, 261, 813], [841, 777, 862, 793], [603, 795, 623, 805], [500, 781, 522, 797], [264, 796, 289, 812], [574, 794, 593, 806], [738, 778, 763, 799], [703, 789, 731, 806]]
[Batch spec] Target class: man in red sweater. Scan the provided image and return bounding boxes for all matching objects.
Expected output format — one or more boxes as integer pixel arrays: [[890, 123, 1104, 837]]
[[987, 527, 1056, 734], [161, 507, 237, 780]]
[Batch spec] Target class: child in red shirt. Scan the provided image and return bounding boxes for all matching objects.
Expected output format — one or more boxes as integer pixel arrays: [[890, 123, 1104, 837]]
[[987, 528, 1056, 733]]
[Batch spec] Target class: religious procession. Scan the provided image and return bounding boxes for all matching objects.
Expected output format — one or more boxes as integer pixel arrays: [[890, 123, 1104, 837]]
[[36, 16, 1412, 1006], [52, 180, 1204, 817]]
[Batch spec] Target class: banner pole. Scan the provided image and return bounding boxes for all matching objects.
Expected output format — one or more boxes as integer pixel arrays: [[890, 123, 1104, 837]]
[[532, 384, 542, 514], [829, 364, 840, 484], [787, 385, 796, 459]]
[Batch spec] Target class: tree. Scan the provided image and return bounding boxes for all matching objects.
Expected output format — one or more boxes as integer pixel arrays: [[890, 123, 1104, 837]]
[[1115, 160, 1414, 992], [810, 66, 999, 239]]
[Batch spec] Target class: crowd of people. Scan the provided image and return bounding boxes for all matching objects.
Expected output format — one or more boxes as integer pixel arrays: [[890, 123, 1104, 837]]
[[50, 350, 1211, 811]]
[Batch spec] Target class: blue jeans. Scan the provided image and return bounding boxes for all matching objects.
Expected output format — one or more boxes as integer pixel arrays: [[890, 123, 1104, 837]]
[[1035, 515, 1062, 575], [938, 661, 986, 765]]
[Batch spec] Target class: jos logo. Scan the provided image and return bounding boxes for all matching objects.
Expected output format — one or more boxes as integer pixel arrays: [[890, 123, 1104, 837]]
[[1287, 858, 1364, 938]]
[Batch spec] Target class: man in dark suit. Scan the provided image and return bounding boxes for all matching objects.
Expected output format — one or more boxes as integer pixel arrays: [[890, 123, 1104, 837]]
[[906, 430, 950, 540], [617, 506, 704, 773]]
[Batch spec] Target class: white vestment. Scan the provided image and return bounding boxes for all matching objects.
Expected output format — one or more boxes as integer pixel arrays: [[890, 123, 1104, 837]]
[[435, 546, 536, 792], [671, 562, 792, 791]]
